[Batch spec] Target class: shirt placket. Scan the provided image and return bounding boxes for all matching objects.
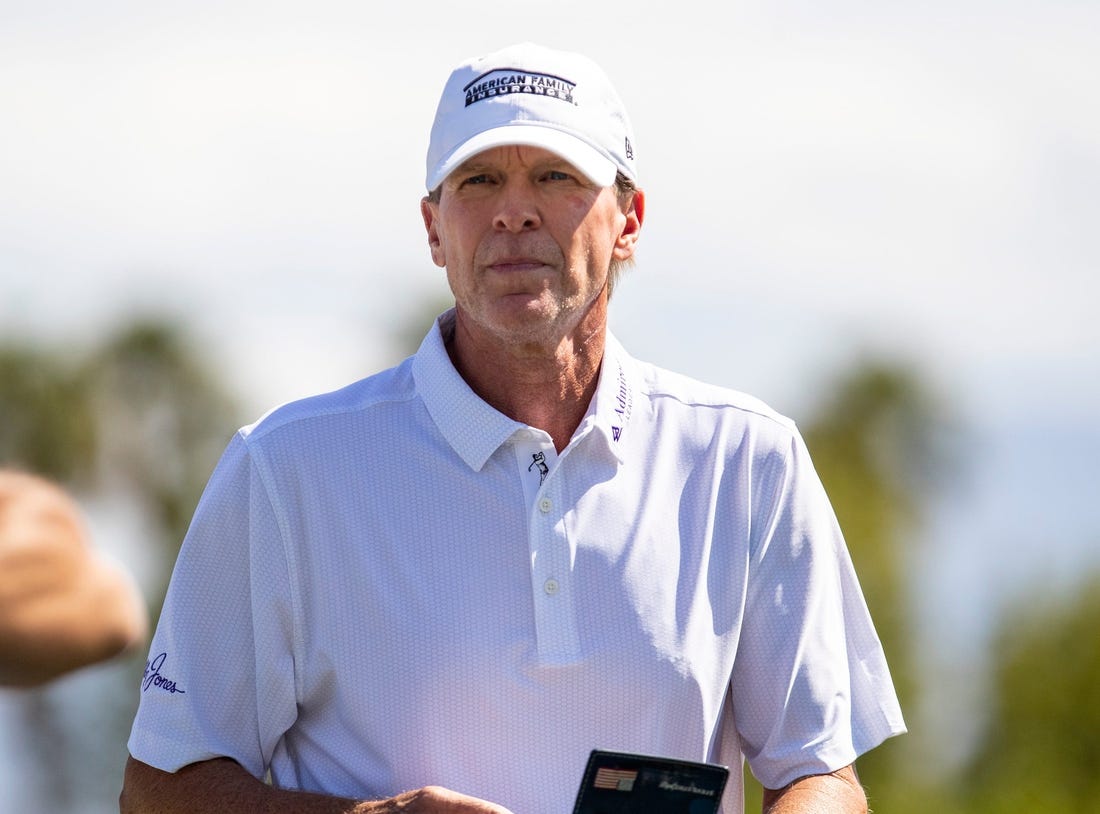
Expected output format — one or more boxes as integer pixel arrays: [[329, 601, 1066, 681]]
[[512, 431, 581, 664]]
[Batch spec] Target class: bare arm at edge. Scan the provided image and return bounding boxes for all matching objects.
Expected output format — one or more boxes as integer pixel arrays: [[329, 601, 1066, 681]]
[[0, 470, 147, 687], [761, 764, 867, 814], [119, 756, 515, 814]]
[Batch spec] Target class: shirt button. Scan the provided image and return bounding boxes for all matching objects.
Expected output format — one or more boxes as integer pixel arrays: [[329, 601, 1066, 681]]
[[544, 578, 559, 596], [538, 497, 553, 513]]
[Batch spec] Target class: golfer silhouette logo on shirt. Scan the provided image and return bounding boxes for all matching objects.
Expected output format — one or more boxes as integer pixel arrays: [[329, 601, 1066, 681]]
[[529, 452, 549, 484]]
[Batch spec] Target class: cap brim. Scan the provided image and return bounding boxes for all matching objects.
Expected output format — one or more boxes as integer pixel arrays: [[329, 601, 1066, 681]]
[[427, 124, 618, 191]]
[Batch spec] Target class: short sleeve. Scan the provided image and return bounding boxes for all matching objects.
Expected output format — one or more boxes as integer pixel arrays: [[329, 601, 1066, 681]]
[[730, 429, 906, 790], [127, 433, 299, 778]]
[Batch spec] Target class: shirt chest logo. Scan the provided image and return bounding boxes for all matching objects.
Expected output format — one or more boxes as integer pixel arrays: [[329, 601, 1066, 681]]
[[611, 361, 633, 442]]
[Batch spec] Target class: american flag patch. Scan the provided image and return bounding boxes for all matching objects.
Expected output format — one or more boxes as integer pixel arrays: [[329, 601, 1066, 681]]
[[593, 767, 638, 791]]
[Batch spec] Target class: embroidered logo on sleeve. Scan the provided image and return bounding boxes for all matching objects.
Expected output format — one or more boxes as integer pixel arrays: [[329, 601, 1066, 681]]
[[142, 652, 186, 695]]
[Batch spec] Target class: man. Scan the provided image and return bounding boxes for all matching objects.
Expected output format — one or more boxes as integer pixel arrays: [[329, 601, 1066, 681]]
[[121, 43, 905, 813], [0, 469, 146, 686]]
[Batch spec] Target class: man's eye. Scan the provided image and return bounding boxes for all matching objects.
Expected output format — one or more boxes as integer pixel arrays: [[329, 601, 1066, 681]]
[[544, 170, 571, 182], [462, 174, 491, 186]]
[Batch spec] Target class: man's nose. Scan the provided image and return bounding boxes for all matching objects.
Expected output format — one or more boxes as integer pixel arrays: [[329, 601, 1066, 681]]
[[492, 181, 541, 233]]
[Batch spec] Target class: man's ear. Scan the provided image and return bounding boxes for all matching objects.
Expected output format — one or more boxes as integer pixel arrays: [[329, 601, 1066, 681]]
[[421, 197, 446, 268], [612, 188, 645, 262]]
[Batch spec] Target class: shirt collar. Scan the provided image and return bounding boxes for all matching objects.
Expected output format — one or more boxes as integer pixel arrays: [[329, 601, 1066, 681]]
[[412, 310, 639, 469], [412, 311, 525, 472]]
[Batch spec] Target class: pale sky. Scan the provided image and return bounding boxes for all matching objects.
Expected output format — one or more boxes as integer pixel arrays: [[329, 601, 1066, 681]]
[[1, 1, 1099, 799], [4, 1, 1097, 412]]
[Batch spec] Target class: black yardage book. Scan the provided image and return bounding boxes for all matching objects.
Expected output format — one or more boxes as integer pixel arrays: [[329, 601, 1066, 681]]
[[572, 750, 729, 814]]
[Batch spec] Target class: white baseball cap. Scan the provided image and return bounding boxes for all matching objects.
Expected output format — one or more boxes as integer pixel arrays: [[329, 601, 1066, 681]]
[[425, 42, 637, 192]]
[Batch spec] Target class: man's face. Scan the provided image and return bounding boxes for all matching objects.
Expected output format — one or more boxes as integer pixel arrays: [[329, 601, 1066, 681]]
[[421, 145, 641, 349]]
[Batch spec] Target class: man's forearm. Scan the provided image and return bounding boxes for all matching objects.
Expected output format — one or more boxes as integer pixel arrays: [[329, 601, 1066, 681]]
[[120, 756, 362, 814], [120, 756, 514, 813], [761, 765, 867, 814]]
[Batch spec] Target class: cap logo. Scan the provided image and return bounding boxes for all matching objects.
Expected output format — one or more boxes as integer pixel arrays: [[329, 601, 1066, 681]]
[[464, 68, 577, 107]]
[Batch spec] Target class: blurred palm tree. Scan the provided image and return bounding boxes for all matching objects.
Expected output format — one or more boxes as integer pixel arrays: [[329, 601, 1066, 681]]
[[84, 320, 240, 592], [0, 343, 96, 483]]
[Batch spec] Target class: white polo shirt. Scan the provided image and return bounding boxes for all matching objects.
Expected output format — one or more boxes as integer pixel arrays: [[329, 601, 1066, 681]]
[[128, 312, 905, 813]]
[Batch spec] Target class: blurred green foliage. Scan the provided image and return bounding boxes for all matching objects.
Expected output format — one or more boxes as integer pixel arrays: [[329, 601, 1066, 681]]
[[0, 344, 96, 483], [957, 575, 1100, 813], [84, 321, 241, 563]]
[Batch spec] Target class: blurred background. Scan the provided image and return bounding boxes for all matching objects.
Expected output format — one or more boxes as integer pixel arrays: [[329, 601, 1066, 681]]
[[2, 1, 1097, 812]]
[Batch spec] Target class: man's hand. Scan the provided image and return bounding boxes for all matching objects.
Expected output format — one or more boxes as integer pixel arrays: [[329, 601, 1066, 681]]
[[356, 785, 513, 813]]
